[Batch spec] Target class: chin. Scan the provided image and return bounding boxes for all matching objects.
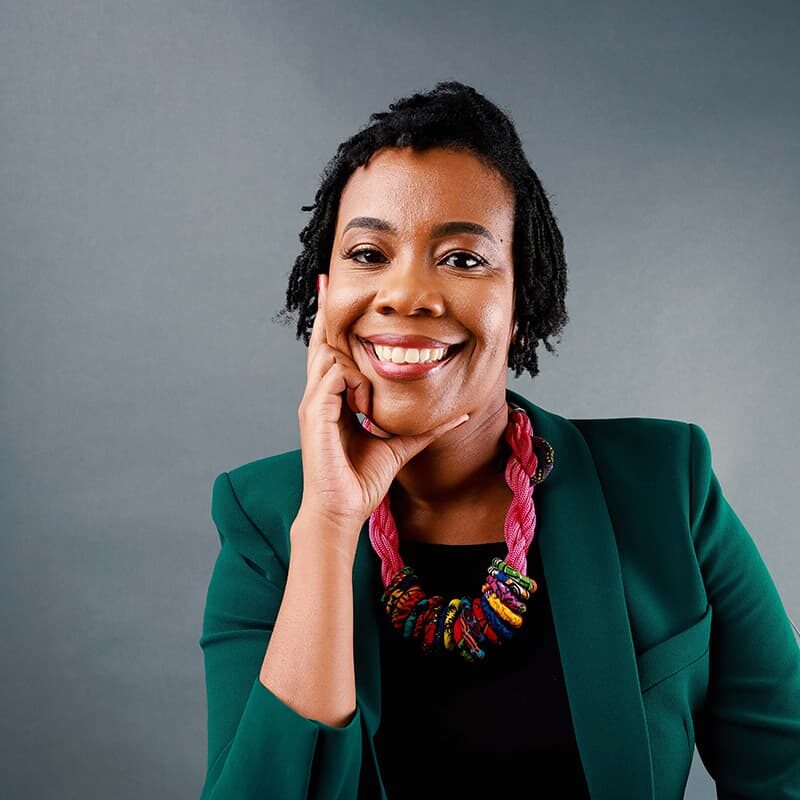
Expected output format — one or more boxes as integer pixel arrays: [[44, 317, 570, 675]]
[[368, 397, 454, 439], [366, 410, 422, 438]]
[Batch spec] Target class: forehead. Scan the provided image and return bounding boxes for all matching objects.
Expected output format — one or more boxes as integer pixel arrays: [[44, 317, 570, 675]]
[[336, 146, 515, 241]]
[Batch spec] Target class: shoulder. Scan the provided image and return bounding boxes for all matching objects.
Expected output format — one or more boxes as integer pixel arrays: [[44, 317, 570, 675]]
[[223, 448, 304, 520], [564, 415, 716, 531], [563, 415, 719, 566], [566, 414, 711, 477], [569, 413, 691, 451], [209, 449, 303, 576], [508, 388, 711, 473]]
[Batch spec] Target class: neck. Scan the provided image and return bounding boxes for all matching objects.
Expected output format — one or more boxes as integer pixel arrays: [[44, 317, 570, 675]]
[[389, 393, 512, 516]]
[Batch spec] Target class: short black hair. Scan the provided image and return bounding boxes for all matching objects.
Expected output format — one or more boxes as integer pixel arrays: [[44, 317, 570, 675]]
[[273, 80, 569, 379]]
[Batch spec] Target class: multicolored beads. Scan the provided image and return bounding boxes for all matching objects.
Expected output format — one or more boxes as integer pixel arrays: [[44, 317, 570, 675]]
[[380, 557, 539, 662], [368, 402, 553, 662]]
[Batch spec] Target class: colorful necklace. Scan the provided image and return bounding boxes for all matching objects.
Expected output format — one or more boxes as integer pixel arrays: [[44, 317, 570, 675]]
[[361, 402, 554, 662]]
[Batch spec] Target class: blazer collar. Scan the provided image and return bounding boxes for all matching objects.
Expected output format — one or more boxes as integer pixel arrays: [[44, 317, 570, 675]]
[[352, 388, 654, 799]]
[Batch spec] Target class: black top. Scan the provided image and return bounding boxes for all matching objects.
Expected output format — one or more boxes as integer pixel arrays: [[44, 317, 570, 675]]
[[374, 535, 591, 798]]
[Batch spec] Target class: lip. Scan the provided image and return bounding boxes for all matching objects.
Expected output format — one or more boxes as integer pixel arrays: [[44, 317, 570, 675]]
[[360, 333, 459, 349], [359, 338, 464, 381]]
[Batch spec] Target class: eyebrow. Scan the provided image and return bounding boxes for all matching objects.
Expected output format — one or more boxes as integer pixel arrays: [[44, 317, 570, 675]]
[[342, 216, 497, 245]]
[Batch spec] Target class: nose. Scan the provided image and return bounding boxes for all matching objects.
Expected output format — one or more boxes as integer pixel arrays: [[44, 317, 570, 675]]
[[372, 258, 446, 318]]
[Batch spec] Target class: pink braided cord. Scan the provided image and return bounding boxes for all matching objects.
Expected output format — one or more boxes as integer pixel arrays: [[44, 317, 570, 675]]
[[361, 405, 541, 587]]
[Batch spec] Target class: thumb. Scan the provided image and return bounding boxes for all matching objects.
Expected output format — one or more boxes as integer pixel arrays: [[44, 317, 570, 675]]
[[385, 413, 470, 466]]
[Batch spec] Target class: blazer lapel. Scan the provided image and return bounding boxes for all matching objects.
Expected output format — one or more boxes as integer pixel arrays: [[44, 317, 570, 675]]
[[352, 389, 654, 799]]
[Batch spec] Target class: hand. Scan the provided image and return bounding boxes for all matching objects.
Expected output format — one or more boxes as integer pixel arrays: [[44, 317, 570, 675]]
[[296, 274, 470, 550]]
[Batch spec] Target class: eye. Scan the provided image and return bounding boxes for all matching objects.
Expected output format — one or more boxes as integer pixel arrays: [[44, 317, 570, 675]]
[[341, 247, 488, 269], [342, 247, 387, 265], [441, 251, 488, 270]]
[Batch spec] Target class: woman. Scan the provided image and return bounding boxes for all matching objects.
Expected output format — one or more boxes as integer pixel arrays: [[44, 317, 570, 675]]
[[199, 82, 800, 799]]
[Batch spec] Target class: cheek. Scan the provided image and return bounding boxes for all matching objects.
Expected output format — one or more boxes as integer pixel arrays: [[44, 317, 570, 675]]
[[473, 303, 512, 359]]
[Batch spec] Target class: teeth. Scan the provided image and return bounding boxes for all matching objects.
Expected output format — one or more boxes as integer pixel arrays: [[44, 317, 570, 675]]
[[372, 344, 449, 364]]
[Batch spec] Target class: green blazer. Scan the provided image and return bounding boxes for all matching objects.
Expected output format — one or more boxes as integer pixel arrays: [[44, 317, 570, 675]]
[[199, 387, 800, 799]]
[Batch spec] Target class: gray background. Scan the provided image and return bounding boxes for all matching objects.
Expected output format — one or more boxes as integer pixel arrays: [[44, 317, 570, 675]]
[[1, 1, 798, 797]]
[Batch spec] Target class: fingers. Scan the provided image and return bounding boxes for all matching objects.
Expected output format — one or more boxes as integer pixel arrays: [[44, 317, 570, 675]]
[[306, 274, 358, 377], [306, 273, 327, 378], [305, 273, 372, 414], [307, 341, 363, 391], [426, 413, 471, 440], [302, 273, 372, 422], [305, 360, 372, 422], [384, 413, 471, 466]]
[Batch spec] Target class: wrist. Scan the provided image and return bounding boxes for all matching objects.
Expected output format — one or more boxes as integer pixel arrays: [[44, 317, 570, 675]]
[[290, 507, 362, 566]]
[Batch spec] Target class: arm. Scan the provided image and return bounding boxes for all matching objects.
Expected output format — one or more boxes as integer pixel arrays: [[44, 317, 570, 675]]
[[198, 472, 364, 800], [689, 423, 800, 797]]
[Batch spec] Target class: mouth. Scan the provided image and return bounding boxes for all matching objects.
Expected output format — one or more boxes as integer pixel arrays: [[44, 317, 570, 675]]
[[358, 337, 466, 382]]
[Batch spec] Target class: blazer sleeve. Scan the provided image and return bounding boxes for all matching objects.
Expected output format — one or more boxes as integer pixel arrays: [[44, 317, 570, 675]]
[[689, 423, 800, 797], [198, 472, 364, 800]]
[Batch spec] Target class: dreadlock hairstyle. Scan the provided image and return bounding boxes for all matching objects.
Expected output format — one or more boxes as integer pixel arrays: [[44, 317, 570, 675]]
[[273, 80, 569, 379]]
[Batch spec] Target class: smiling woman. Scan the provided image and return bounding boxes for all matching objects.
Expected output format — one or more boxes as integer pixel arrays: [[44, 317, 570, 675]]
[[199, 81, 800, 800], [324, 145, 519, 436]]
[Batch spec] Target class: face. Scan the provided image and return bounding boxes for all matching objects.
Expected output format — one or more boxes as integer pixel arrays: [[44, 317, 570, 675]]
[[325, 145, 516, 436]]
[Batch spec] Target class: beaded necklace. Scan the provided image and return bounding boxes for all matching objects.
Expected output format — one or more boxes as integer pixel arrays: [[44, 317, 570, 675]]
[[361, 402, 554, 662]]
